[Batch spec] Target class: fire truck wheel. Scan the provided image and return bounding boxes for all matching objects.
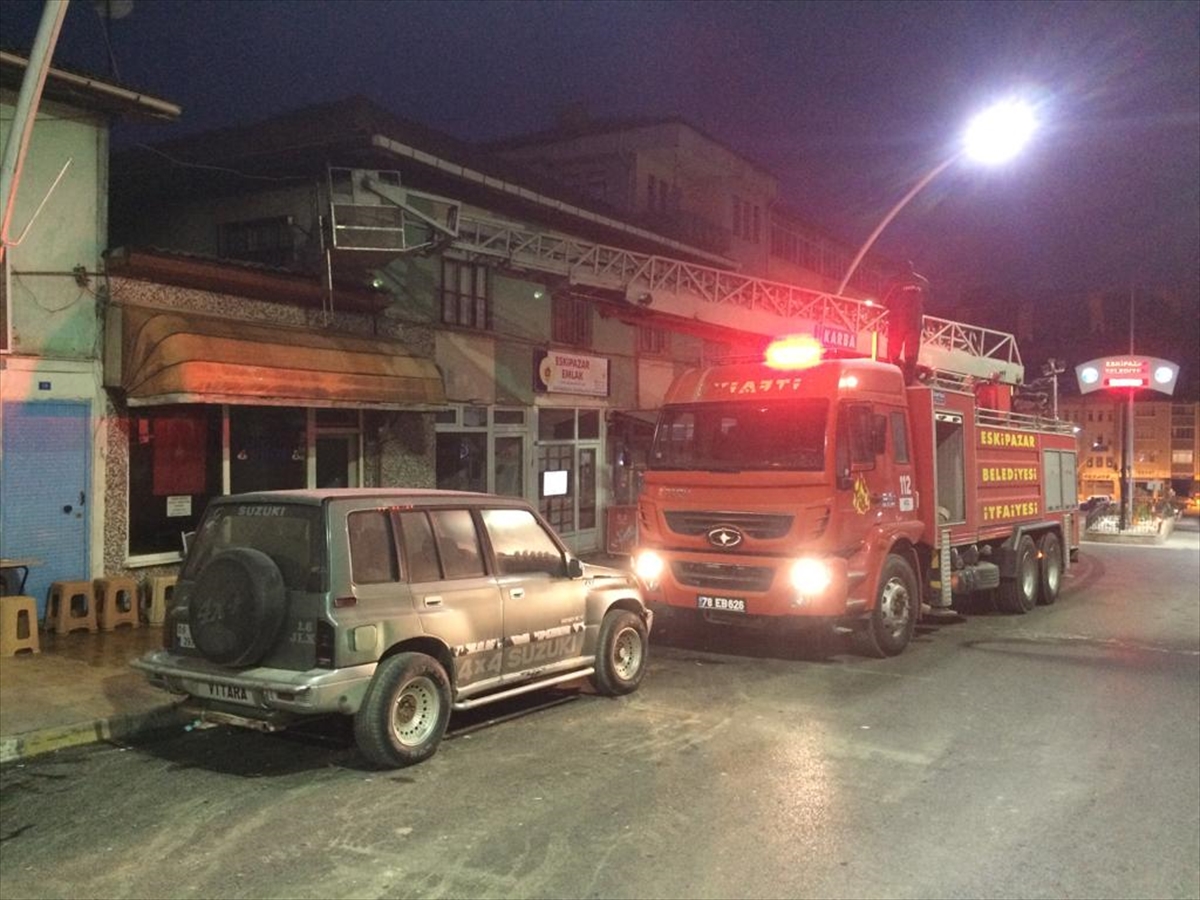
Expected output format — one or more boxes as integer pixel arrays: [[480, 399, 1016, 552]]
[[852, 554, 918, 658], [998, 535, 1039, 614], [1037, 532, 1062, 605]]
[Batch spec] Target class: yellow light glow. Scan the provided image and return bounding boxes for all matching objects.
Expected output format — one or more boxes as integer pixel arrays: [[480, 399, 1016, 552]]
[[765, 335, 824, 370]]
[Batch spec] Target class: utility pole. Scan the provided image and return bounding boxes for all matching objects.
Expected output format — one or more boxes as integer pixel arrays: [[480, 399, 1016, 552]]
[[1042, 357, 1065, 419], [1120, 286, 1136, 532]]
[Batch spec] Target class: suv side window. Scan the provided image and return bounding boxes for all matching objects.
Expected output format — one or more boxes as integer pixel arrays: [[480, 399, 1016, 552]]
[[481, 508, 564, 577], [398, 511, 442, 583], [348, 510, 398, 584], [428, 509, 486, 579]]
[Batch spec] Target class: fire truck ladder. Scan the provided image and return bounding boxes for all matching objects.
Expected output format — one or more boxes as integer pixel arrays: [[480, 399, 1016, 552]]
[[452, 214, 888, 354], [917, 315, 1025, 386], [330, 169, 1025, 384]]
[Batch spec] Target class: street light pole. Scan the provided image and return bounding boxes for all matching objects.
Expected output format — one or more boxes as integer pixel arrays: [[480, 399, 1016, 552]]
[[836, 154, 959, 296], [835, 98, 1037, 298]]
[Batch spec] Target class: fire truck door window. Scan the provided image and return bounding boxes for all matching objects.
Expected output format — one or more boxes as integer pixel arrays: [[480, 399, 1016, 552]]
[[844, 404, 876, 468], [890, 412, 910, 464], [935, 417, 966, 523]]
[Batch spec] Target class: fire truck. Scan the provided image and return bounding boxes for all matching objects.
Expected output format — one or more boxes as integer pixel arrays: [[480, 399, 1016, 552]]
[[631, 315, 1080, 657]]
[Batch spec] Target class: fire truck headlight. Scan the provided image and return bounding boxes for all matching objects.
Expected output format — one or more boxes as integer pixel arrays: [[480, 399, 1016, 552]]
[[789, 558, 832, 595], [633, 550, 665, 586]]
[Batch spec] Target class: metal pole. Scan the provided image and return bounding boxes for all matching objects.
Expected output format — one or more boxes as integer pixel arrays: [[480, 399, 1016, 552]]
[[836, 153, 961, 296], [0, 0, 70, 267], [1123, 389, 1135, 531], [1122, 285, 1136, 530]]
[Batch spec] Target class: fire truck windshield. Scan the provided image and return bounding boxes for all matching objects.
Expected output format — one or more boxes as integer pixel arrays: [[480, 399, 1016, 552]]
[[648, 400, 828, 472]]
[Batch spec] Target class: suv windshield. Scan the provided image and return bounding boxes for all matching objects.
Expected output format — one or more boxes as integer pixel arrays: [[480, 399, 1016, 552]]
[[182, 501, 326, 592], [649, 399, 828, 472]]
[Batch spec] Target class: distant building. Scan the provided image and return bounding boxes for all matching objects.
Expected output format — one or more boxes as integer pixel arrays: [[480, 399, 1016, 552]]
[[1058, 395, 1199, 500]]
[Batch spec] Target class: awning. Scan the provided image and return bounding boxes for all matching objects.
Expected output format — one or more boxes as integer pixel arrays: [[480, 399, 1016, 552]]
[[113, 307, 445, 409]]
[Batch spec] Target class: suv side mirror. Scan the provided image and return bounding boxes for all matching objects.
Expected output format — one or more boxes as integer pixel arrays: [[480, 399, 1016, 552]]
[[565, 556, 584, 579]]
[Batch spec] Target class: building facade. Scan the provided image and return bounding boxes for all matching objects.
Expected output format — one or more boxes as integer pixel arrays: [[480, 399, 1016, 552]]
[[1059, 395, 1199, 501], [3, 61, 903, 608]]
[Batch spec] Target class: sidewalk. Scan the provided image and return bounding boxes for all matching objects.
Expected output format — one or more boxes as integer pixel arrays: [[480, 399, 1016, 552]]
[[0, 626, 188, 765], [0, 552, 633, 765]]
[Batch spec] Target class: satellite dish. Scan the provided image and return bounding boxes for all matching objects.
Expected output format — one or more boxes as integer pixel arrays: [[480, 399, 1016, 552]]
[[94, 0, 134, 19]]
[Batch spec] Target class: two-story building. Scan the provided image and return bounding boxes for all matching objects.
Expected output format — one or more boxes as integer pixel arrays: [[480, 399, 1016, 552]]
[[5, 53, 901, 606], [0, 51, 179, 611]]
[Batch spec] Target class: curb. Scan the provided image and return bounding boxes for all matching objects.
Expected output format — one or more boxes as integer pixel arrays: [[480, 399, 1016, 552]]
[[0, 703, 191, 766]]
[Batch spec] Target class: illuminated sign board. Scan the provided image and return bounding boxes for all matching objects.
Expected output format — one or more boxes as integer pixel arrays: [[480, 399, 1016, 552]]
[[1075, 356, 1179, 395], [534, 350, 610, 397]]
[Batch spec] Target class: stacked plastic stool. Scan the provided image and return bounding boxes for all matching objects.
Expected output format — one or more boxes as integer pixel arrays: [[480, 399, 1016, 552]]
[[0, 595, 40, 656], [143, 575, 177, 626], [45, 580, 98, 635], [95, 576, 140, 631]]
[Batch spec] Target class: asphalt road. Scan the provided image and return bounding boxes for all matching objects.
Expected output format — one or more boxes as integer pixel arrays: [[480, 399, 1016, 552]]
[[2, 521, 1198, 900]]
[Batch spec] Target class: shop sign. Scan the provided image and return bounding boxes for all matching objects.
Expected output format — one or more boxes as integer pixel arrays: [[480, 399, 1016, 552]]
[[534, 349, 610, 397], [1076, 356, 1179, 395]]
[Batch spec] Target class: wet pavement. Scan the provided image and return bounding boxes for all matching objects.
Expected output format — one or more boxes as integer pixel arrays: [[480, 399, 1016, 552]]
[[0, 624, 187, 764], [0, 552, 633, 765]]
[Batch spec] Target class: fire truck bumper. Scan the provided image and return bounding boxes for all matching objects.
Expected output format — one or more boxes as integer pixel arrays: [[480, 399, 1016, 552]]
[[637, 551, 851, 619]]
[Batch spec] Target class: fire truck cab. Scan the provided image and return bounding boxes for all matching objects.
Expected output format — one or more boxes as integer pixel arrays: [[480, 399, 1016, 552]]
[[633, 324, 1079, 657]]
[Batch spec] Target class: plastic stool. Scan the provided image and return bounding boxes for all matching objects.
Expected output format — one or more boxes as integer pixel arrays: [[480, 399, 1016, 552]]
[[143, 575, 177, 626], [45, 580, 98, 635], [0, 595, 40, 655], [95, 577, 140, 631]]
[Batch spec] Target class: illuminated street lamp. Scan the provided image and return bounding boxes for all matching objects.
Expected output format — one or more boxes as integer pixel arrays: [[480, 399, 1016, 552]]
[[837, 99, 1037, 295]]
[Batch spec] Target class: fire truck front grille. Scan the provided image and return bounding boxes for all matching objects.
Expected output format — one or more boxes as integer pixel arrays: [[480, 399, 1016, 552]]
[[672, 561, 775, 593], [664, 511, 793, 539]]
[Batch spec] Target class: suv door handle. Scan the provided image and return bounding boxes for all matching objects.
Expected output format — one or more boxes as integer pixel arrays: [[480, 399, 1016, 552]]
[[423, 595, 443, 608], [509, 588, 525, 600]]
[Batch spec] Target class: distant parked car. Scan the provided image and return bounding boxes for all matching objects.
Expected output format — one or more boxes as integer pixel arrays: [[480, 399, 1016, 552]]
[[1080, 494, 1112, 513], [134, 489, 652, 768]]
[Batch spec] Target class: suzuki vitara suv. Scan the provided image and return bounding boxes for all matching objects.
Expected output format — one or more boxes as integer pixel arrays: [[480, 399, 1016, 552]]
[[133, 489, 651, 767]]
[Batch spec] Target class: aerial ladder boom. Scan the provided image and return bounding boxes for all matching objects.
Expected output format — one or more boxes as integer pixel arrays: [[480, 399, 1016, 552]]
[[330, 168, 1025, 385]]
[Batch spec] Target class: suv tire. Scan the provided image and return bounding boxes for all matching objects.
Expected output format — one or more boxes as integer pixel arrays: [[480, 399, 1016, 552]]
[[355, 652, 452, 768], [189, 548, 287, 666], [589, 609, 648, 695]]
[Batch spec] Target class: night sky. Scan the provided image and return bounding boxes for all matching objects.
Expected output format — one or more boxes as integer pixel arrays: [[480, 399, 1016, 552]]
[[4, 0, 1198, 372]]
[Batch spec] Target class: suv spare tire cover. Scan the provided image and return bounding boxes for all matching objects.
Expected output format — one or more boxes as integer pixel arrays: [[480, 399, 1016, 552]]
[[188, 548, 288, 666]]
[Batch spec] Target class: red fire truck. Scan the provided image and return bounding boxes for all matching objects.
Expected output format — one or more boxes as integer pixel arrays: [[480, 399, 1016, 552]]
[[631, 316, 1080, 656]]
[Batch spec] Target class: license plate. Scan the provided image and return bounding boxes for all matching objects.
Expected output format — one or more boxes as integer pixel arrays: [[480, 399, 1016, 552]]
[[697, 595, 746, 613], [206, 682, 252, 703], [176, 623, 195, 649]]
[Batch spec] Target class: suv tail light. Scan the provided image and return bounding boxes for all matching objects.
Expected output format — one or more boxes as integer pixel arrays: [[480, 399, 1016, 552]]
[[315, 619, 336, 668]]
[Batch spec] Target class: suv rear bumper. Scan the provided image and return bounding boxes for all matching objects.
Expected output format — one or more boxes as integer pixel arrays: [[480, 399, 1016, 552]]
[[132, 650, 376, 716]]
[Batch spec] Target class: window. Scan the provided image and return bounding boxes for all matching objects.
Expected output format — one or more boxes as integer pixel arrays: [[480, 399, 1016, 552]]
[[481, 508, 563, 576], [752, 205, 761, 244], [436, 432, 487, 492], [890, 411, 910, 464], [217, 216, 295, 267], [348, 511, 398, 584], [428, 509, 485, 579], [442, 258, 490, 329], [552, 294, 592, 347], [647, 174, 657, 211], [128, 406, 223, 556], [230, 407, 306, 494], [399, 511, 441, 583], [639, 326, 669, 355], [732, 195, 742, 236]]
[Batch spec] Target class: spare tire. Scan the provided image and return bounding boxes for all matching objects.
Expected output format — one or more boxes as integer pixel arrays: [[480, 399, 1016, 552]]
[[188, 548, 287, 666]]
